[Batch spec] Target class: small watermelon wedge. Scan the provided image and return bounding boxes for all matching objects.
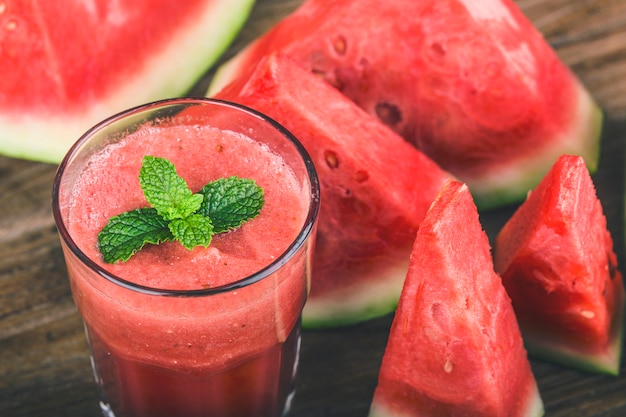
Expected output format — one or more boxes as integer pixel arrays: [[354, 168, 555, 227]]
[[369, 180, 543, 417], [208, 0, 603, 209], [215, 53, 453, 328], [494, 154, 624, 375], [0, 0, 255, 163]]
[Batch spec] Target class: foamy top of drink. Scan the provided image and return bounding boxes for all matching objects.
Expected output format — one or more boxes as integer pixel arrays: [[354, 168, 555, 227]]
[[67, 123, 309, 290]]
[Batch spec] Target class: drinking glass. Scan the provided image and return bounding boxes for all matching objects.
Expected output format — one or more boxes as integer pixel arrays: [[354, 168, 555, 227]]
[[52, 98, 320, 417]]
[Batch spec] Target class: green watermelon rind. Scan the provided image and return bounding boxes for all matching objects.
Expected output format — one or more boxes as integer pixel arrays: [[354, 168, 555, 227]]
[[302, 261, 408, 329], [368, 383, 545, 417], [523, 285, 625, 376], [208, 47, 250, 96], [469, 84, 604, 210], [0, 0, 256, 164]]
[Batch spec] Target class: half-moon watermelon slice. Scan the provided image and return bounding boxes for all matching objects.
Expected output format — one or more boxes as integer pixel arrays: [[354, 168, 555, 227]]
[[0, 0, 255, 163], [215, 52, 453, 328], [208, 0, 603, 209], [369, 180, 543, 417], [494, 154, 624, 375]]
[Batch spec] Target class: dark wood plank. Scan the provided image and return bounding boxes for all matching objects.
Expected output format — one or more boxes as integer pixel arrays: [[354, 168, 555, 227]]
[[1, 0, 625, 416]]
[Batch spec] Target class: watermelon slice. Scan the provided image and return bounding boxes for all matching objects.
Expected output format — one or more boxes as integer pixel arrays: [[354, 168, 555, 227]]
[[215, 53, 453, 328], [369, 180, 543, 417], [493, 154, 624, 375], [208, 0, 603, 209], [0, 0, 255, 163]]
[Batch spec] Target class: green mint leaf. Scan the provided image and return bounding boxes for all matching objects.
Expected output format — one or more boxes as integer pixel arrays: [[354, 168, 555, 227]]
[[97, 208, 174, 263], [197, 176, 264, 233], [168, 214, 214, 250], [97, 157, 265, 263], [139, 156, 203, 220]]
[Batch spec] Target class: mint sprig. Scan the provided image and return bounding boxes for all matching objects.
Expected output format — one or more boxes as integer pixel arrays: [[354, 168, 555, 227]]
[[97, 156, 264, 264]]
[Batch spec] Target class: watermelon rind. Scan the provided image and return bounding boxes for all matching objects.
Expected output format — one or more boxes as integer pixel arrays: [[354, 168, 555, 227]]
[[0, 0, 256, 164], [209, 46, 250, 97], [302, 261, 407, 329]]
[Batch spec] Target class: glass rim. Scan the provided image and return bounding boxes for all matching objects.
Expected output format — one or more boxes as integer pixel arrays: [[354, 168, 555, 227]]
[[51, 97, 320, 298]]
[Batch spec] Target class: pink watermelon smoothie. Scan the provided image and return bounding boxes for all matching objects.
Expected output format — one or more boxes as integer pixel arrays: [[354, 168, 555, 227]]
[[55, 101, 317, 417], [69, 123, 308, 290]]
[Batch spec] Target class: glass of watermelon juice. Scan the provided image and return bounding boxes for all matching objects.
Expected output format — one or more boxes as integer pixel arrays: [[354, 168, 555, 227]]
[[52, 98, 320, 417]]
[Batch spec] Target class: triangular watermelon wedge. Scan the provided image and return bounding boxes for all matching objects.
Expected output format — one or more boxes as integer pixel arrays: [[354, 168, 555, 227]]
[[369, 180, 543, 417], [208, 0, 603, 210], [494, 154, 624, 375], [0, 0, 255, 163], [215, 52, 453, 328]]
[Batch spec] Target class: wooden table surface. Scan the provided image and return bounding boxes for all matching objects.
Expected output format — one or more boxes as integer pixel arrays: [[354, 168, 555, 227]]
[[1, 0, 626, 416]]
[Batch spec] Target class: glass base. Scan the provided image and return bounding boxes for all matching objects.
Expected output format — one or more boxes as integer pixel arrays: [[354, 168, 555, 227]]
[[89, 322, 301, 417]]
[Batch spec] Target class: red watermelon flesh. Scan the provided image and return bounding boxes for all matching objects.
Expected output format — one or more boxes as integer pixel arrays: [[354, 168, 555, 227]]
[[369, 180, 543, 417], [0, 0, 255, 163], [215, 52, 453, 328], [208, 0, 602, 209], [494, 155, 624, 375]]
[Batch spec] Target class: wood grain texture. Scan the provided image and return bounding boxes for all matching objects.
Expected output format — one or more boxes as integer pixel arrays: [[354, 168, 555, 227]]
[[1, 0, 625, 416]]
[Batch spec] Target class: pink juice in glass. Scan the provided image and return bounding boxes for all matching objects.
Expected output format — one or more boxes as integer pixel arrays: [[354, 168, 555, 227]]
[[52, 99, 320, 417]]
